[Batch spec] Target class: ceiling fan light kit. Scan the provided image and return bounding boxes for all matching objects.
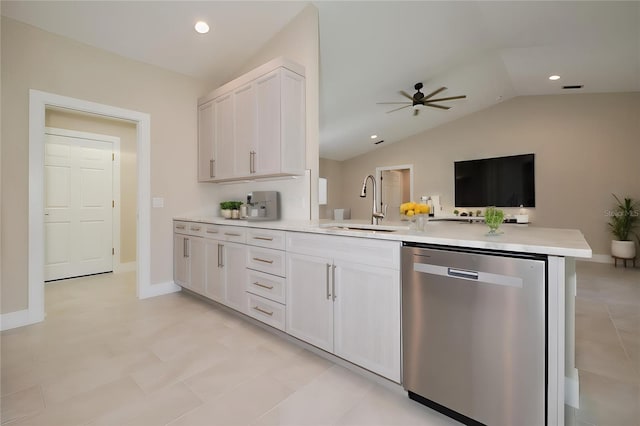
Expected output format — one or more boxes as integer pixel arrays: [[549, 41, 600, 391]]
[[377, 82, 467, 116]]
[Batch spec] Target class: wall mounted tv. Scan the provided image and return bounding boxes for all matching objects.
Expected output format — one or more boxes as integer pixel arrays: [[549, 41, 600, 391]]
[[454, 153, 535, 207]]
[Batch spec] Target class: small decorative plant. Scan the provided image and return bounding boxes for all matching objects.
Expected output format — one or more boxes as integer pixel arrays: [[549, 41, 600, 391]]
[[476, 209, 482, 217], [453, 209, 460, 216], [220, 201, 243, 218], [608, 195, 639, 241], [484, 207, 504, 234]]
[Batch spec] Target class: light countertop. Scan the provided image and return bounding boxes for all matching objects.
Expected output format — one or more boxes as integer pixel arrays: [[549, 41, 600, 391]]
[[173, 216, 592, 258]]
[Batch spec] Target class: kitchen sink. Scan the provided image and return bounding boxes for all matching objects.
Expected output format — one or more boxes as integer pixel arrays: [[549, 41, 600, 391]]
[[320, 223, 409, 233]]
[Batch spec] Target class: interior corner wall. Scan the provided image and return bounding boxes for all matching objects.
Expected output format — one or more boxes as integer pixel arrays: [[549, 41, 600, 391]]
[[203, 4, 320, 221], [45, 109, 137, 264], [0, 16, 210, 314], [333, 93, 640, 256], [319, 158, 344, 220]]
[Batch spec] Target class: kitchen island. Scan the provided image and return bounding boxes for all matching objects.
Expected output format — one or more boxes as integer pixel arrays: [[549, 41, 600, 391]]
[[173, 217, 591, 426]]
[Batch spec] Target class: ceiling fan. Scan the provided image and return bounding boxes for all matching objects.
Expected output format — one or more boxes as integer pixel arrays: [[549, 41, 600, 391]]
[[377, 82, 467, 116]]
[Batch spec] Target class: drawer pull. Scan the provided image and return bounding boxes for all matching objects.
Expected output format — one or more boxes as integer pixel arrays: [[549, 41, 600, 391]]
[[252, 257, 274, 264], [206, 229, 219, 234], [176, 225, 186, 230], [252, 306, 274, 316], [253, 236, 274, 241], [190, 226, 201, 231], [224, 232, 242, 237], [253, 281, 274, 290]]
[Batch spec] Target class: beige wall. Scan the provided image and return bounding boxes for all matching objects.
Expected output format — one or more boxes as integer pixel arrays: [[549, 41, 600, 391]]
[[1, 17, 214, 314], [45, 109, 137, 264], [326, 93, 640, 256]]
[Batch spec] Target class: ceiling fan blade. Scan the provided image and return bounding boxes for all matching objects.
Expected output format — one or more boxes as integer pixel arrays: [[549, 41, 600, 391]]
[[425, 103, 451, 110], [422, 87, 447, 101], [386, 105, 412, 113], [376, 102, 412, 105], [399, 91, 414, 101], [413, 108, 419, 117], [424, 95, 467, 103]]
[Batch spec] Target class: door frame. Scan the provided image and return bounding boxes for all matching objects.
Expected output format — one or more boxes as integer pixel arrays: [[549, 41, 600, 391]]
[[375, 164, 414, 212], [22, 89, 174, 328], [44, 126, 124, 278]]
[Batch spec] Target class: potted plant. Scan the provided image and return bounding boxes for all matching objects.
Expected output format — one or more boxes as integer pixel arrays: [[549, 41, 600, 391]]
[[608, 194, 639, 260], [485, 206, 504, 235], [220, 201, 237, 219]]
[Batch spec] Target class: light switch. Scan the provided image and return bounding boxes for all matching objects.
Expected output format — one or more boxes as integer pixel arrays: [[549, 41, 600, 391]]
[[152, 197, 164, 208]]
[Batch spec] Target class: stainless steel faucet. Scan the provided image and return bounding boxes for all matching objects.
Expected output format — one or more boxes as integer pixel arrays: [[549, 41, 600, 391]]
[[360, 174, 385, 225]]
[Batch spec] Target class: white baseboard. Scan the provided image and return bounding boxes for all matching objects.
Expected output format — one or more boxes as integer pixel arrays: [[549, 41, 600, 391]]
[[0, 309, 41, 331], [114, 261, 136, 273], [565, 368, 580, 408], [138, 280, 181, 299]]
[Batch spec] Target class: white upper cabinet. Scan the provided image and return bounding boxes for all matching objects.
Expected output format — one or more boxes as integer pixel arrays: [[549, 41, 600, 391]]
[[198, 58, 306, 183]]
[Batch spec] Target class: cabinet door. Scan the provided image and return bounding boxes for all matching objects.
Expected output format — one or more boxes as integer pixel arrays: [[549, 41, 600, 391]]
[[255, 70, 282, 175], [189, 237, 206, 296], [214, 94, 235, 180], [198, 101, 215, 182], [280, 69, 306, 175], [286, 252, 334, 352], [233, 83, 256, 177], [204, 239, 223, 302], [333, 261, 401, 382], [174, 234, 190, 287], [221, 242, 248, 313]]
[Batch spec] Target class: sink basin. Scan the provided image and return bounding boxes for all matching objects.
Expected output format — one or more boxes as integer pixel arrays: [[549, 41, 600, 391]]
[[320, 223, 409, 233]]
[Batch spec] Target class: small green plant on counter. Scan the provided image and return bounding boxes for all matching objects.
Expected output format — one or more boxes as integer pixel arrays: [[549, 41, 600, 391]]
[[485, 207, 504, 234], [220, 201, 243, 210], [453, 209, 460, 216]]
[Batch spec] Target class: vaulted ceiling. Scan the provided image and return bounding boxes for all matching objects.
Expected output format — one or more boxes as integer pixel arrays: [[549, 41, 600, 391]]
[[3, 1, 639, 161]]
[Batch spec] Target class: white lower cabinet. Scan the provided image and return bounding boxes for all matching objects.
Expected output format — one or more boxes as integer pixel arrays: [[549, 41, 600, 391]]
[[285, 232, 401, 382], [221, 242, 248, 313], [173, 225, 205, 295]]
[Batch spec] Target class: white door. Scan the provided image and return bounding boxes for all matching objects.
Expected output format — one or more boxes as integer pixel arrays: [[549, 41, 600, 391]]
[[198, 101, 215, 182], [214, 94, 235, 180], [44, 134, 113, 281], [233, 82, 256, 176], [255, 69, 282, 175]]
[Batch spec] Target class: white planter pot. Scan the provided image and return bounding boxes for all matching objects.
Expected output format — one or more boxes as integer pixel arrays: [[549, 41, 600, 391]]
[[611, 240, 636, 259], [221, 209, 232, 219]]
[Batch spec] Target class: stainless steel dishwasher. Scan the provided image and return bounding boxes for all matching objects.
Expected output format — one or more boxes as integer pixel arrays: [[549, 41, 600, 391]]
[[402, 243, 547, 426]]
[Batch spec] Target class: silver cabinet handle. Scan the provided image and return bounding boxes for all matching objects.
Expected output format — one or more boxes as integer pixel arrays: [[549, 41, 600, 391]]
[[190, 226, 201, 231], [252, 306, 273, 316], [249, 151, 256, 174], [252, 257, 274, 264], [253, 236, 274, 241], [332, 265, 336, 301], [176, 225, 186, 230], [206, 229, 219, 234], [183, 237, 189, 258], [326, 263, 331, 300], [210, 159, 215, 178], [218, 244, 224, 268], [253, 281, 274, 290], [224, 232, 241, 237]]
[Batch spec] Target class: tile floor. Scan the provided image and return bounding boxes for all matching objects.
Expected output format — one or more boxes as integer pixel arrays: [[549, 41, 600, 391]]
[[1, 261, 638, 426]]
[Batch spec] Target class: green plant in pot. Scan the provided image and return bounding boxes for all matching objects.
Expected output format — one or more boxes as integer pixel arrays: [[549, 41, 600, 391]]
[[484, 206, 504, 235], [220, 201, 242, 218], [608, 194, 639, 260]]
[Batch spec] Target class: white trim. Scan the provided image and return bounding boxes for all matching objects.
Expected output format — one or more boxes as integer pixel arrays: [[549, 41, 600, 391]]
[[139, 281, 182, 299], [582, 253, 614, 264], [12, 89, 164, 332], [44, 127, 122, 278], [547, 256, 566, 426], [114, 262, 137, 273], [565, 367, 580, 408], [0, 309, 32, 332]]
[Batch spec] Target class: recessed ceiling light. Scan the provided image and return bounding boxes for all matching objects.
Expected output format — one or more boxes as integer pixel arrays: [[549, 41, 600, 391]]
[[370, 134, 377, 139], [549, 75, 561, 81], [195, 21, 210, 34]]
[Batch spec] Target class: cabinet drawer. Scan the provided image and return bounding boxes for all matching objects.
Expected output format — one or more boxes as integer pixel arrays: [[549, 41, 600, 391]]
[[247, 269, 286, 304], [247, 246, 285, 277], [174, 221, 204, 237], [220, 226, 246, 243], [203, 224, 223, 240], [246, 293, 285, 331], [247, 228, 286, 250]]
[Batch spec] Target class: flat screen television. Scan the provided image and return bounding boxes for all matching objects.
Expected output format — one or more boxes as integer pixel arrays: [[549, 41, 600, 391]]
[[454, 153, 535, 207]]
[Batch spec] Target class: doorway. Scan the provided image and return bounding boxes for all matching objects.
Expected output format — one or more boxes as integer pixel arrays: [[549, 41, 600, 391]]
[[376, 165, 413, 222], [20, 90, 174, 330]]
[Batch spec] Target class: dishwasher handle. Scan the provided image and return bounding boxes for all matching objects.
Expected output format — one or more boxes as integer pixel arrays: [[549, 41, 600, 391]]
[[447, 268, 478, 280]]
